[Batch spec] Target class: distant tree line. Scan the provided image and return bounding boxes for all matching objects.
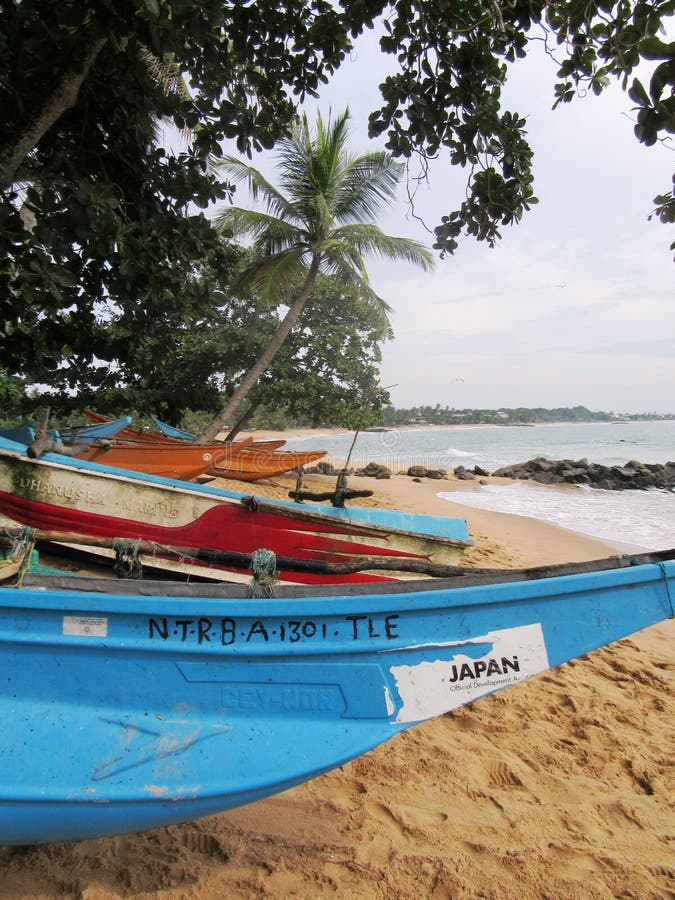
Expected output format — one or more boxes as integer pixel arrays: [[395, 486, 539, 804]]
[[4, 390, 672, 436], [375, 406, 675, 427]]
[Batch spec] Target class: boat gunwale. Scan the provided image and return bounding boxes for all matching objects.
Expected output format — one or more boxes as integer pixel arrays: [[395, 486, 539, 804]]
[[6, 550, 674, 618]]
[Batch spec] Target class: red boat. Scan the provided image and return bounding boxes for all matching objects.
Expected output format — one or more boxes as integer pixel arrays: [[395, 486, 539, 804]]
[[0, 436, 471, 585]]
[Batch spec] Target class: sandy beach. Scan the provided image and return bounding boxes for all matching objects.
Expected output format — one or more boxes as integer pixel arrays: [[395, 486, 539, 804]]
[[0, 455, 673, 899]]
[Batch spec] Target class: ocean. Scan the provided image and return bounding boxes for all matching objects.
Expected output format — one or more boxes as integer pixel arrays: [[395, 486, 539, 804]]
[[284, 420, 675, 551]]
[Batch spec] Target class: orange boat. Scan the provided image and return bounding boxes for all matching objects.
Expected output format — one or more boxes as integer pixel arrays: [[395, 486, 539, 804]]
[[83, 410, 286, 451], [71, 440, 237, 481], [209, 447, 327, 482], [71, 439, 326, 482]]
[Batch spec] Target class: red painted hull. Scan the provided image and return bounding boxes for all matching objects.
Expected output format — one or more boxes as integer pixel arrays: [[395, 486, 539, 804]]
[[0, 490, 400, 584], [0, 444, 468, 584]]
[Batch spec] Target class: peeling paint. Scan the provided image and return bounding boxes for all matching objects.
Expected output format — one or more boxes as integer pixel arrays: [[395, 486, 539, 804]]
[[390, 624, 549, 723], [144, 784, 169, 797]]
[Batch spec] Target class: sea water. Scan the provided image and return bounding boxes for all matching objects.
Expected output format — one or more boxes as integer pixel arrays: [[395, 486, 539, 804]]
[[284, 421, 675, 551]]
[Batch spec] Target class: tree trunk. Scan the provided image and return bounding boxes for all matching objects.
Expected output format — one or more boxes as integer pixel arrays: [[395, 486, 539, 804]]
[[0, 36, 106, 193], [225, 398, 261, 442], [197, 256, 320, 442]]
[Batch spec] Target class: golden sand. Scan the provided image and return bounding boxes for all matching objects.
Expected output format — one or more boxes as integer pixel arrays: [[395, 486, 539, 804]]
[[1, 459, 672, 899]]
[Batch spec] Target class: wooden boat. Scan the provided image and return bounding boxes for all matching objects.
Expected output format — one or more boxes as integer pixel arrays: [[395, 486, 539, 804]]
[[84, 409, 286, 451], [208, 447, 327, 482], [0, 436, 470, 584], [69, 440, 326, 482], [56, 416, 133, 444], [151, 414, 197, 441], [68, 438, 254, 481], [0, 547, 671, 845], [149, 414, 289, 455]]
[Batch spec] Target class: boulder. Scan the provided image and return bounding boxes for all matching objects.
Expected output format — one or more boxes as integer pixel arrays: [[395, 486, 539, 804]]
[[533, 471, 565, 485], [355, 462, 391, 479], [407, 465, 428, 478], [306, 461, 338, 476], [453, 465, 475, 481], [485, 456, 674, 492]]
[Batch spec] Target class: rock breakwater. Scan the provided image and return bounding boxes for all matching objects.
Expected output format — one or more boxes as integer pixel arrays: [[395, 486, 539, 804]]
[[307, 457, 675, 491], [489, 457, 675, 491]]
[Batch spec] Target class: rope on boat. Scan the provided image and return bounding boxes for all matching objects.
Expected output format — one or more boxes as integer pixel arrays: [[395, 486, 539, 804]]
[[658, 562, 674, 618], [112, 538, 143, 579], [8, 527, 36, 586], [248, 548, 277, 599], [241, 496, 261, 512]]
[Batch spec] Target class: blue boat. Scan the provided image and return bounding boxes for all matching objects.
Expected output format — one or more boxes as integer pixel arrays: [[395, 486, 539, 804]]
[[0, 416, 132, 447], [0, 424, 40, 444], [57, 415, 133, 444], [0, 547, 672, 845], [151, 414, 198, 443]]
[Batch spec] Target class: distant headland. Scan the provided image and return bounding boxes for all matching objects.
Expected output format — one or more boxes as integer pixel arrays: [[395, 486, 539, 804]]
[[376, 406, 675, 428]]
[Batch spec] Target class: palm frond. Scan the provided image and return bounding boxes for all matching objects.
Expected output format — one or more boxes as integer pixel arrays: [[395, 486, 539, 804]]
[[138, 46, 191, 100], [247, 248, 309, 305], [217, 157, 298, 222], [320, 256, 393, 337], [331, 224, 435, 269], [333, 154, 404, 223], [137, 45, 194, 144], [214, 206, 304, 253], [277, 110, 355, 235], [314, 239, 367, 281]]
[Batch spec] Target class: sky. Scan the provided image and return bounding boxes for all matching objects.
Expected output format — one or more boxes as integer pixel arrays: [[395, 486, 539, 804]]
[[230, 26, 675, 415]]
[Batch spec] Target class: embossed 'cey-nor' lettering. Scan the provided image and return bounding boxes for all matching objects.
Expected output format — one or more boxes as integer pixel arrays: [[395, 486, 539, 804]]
[[222, 684, 340, 713]]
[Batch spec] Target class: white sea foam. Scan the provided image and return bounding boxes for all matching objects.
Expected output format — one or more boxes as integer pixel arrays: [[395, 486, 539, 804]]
[[283, 421, 675, 549], [446, 447, 474, 458], [439, 482, 675, 551]]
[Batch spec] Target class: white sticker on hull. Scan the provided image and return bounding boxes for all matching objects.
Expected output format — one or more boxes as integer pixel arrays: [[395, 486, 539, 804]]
[[390, 623, 549, 723], [63, 616, 108, 637]]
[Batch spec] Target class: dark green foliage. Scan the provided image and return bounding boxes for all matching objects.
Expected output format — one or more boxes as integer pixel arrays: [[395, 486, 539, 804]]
[[243, 274, 391, 430], [20, 265, 389, 430], [1, 0, 672, 388], [0, 0, 356, 378], [0, 370, 31, 422], [368, 0, 673, 255]]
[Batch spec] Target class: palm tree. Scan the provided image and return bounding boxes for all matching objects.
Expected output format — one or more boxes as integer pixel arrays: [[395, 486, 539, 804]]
[[197, 109, 434, 442]]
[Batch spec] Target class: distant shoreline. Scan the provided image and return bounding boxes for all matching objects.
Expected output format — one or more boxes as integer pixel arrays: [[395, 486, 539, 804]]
[[243, 418, 673, 442]]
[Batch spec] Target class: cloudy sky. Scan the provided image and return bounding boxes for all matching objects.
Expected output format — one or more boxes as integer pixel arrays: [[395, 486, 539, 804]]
[[237, 26, 675, 415]]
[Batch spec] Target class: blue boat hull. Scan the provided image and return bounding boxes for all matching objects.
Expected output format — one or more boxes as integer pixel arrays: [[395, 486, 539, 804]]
[[0, 554, 672, 844], [0, 417, 132, 446]]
